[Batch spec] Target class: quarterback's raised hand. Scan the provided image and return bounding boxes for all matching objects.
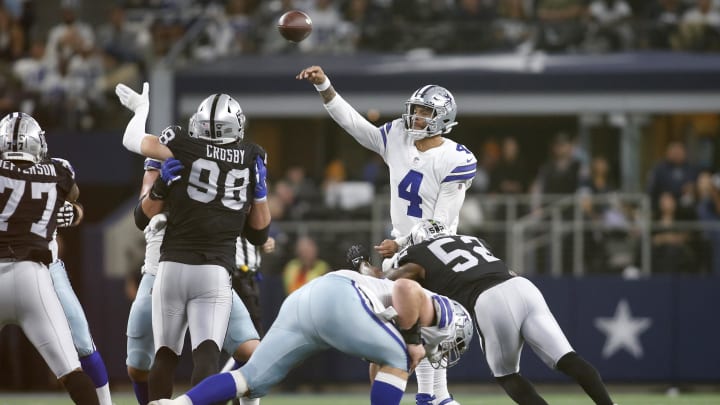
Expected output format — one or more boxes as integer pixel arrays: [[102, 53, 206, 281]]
[[296, 65, 327, 85], [115, 82, 149, 113], [253, 154, 268, 201]]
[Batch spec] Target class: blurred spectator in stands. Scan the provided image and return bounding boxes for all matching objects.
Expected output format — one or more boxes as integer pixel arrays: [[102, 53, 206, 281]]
[[3, 0, 33, 53], [673, 0, 720, 50], [450, 0, 497, 52], [0, 63, 24, 117], [578, 156, 638, 273], [531, 132, 583, 206], [0, 5, 24, 62], [489, 136, 529, 195], [651, 191, 699, 273], [322, 158, 347, 192], [390, 0, 455, 51], [641, 0, 685, 49], [494, 0, 533, 51], [148, 13, 186, 63], [299, 0, 354, 53], [586, 0, 634, 51], [647, 140, 700, 217], [534, 0, 588, 52], [361, 153, 390, 191], [697, 172, 720, 275], [44, 0, 94, 72], [96, 5, 149, 92], [282, 235, 329, 295], [285, 165, 320, 207], [342, 0, 391, 51], [193, 0, 258, 60]]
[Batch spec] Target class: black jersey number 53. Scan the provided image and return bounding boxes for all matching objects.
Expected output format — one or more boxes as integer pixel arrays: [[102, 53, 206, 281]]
[[426, 236, 499, 272]]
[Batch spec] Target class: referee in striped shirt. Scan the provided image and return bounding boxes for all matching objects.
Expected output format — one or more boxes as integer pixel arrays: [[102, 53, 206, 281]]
[[233, 236, 275, 335]]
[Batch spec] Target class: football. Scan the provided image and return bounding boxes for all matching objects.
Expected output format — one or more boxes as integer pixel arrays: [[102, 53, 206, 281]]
[[277, 10, 312, 43]]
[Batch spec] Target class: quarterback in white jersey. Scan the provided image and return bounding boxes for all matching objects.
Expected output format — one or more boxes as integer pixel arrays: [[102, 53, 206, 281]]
[[296, 67, 476, 251], [298, 66, 476, 405]]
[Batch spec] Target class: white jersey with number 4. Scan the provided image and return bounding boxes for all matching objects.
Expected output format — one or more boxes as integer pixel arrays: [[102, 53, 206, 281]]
[[324, 95, 477, 236]]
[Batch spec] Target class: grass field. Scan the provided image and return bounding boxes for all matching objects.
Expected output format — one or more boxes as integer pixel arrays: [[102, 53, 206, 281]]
[[1, 391, 720, 405]]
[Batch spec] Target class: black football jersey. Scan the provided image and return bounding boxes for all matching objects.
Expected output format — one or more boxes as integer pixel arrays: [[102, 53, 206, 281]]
[[0, 159, 74, 263], [397, 235, 514, 315], [158, 126, 266, 273]]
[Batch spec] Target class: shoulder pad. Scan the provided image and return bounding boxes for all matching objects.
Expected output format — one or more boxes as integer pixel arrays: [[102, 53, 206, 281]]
[[51, 157, 75, 179], [159, 125, 183, 145]]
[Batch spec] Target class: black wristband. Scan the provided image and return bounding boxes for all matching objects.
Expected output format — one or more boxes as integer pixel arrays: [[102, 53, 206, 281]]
[[398, 320, 421, 345], [149, 177, 169, 200]]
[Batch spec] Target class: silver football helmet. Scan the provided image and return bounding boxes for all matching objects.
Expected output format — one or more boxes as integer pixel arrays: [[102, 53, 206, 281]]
[[193, 94, 245, 144], [0, 112, 47, 163], [402, 85, 458, 141], [408, 219, 452, 246], [187, 112, 198, 138], [430, 300, 473, 369]]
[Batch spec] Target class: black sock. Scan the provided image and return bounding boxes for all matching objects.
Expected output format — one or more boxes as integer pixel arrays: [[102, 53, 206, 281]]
[[495, 373, 548, 405], [62, 370, 100, 405], [556, 352, 614, 405], [191, 340, 221, 386], [149, 347, 179, 400]]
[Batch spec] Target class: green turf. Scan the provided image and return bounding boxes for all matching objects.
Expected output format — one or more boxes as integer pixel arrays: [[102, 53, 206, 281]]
[[1, 392, 720, 405]]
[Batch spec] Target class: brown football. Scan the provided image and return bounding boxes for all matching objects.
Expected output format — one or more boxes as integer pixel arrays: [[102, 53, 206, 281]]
[[277, 10, 312, 43]]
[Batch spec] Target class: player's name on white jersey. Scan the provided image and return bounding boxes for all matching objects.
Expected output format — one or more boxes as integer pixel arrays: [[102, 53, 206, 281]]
[[0, 159, 57, 175], [206, 145, 245, 164]]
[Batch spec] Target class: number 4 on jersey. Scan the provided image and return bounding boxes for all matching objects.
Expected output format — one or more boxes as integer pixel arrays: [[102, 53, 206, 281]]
[[399, 170, 423, 217]]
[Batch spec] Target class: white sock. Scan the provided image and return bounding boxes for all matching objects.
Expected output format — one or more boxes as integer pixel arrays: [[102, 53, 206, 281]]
[[432, 367, 451, 402], [96, 383, 113, 405], [240, 398, 259, 405], [231, 369, 249, 397], [175, 395, 194, 405], [415, 358, 435, 394]]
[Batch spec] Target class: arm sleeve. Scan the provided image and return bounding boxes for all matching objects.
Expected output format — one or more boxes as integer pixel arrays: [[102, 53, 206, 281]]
[[133, 198, 150, 230], [242, 224, 270, 246], [122, 104, 149, 154], [324, 94, 387, 155]]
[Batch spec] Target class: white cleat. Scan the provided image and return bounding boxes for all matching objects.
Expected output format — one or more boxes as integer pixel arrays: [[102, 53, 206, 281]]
[[148, 400, 176, 405]]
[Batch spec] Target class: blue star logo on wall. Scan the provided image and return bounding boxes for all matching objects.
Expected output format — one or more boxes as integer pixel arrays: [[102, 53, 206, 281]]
[[594, 299, 652, 359]]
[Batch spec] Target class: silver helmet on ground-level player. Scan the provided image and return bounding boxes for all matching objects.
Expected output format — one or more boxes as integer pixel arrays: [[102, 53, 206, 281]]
[[193, 94, 246, 144], [0, 112, 47, 163], [429, 300, 474, 368], [408, 219, 452, 246], [402, 85, 458, 141]]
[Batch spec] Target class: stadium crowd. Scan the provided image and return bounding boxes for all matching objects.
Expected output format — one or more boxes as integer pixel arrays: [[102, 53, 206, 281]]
[[0, 0, 720, 131]]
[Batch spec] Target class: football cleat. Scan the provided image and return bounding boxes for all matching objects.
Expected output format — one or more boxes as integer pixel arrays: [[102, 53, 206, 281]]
[[416, 393, 437, 405]]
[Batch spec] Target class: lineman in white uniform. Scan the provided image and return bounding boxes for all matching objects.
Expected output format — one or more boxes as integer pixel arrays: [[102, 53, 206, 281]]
[[148, 270, 473, 405], [297, 65, 476, 405]]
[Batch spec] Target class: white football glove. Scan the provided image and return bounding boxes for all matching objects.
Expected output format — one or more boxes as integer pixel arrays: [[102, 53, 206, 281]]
[[57, 201, 75, 228], [115, 82, 149, 113]]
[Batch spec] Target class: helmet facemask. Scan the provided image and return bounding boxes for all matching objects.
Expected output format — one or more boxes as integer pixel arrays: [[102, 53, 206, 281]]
[[408, 219, 451, 246], [402, 85, 458, 141], [0, 112, 47, 163], [430, 301, 473, 369], [193, 94, 246, 145]]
